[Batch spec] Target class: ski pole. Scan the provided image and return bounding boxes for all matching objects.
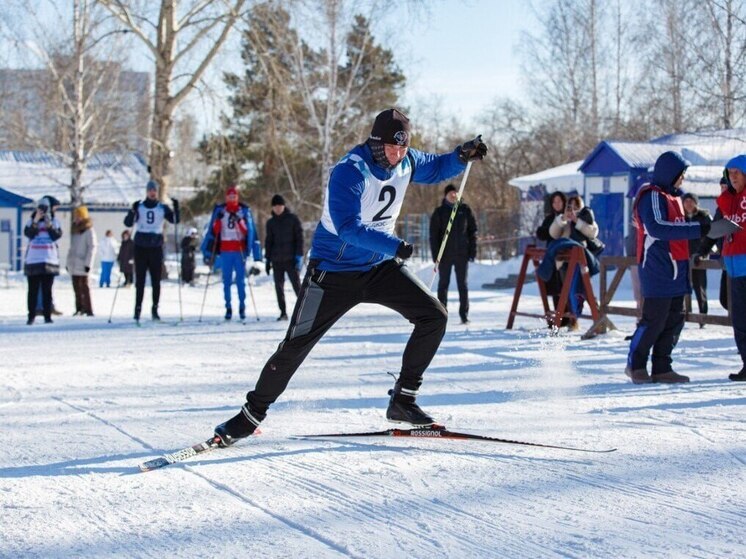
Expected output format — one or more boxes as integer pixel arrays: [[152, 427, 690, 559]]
[[107, 270, 123, 324], [246, 273, 260, 321], [429, 161, 473, 290], [198, 238, 219, 323]]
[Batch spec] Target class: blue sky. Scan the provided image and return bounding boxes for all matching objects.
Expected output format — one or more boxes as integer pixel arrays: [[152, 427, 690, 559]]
[[399, 0, 536, 125]]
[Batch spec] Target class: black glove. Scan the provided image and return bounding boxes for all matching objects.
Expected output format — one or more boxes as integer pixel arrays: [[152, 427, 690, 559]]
[[216, 211, 225, 221], [457, 135, 487, 164], [84, 266, 90, 273], [171, 198, 179, 210], [265, 260, 272, 275], [396, 241, 414, 260], [249, 266, 261, 276]]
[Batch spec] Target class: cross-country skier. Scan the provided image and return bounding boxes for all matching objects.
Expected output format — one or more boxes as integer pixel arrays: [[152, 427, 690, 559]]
[[201, 186, 262, 320], [123, 180, 179, 322], [213, 108, 487, 446]]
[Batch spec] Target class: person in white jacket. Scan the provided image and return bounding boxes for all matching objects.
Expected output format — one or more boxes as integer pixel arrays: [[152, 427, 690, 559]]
[[98, 230, 119, 287], [66, 206, 97, 316]]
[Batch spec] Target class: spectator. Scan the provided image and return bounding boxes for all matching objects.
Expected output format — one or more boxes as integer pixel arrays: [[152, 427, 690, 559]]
[[536, 191, 568, 325], [33, 196, 64, 317], [123, 180, 179, 322], [265, 194, 304, 321], [625, 151, 710, 384], [98, 229, 118, 288], [696, 178, 729, 310], [681, 193, 712, 322], [24, 196, 63, 324], [67, 205, 97, 316], [181, 227, 199, 286], [718, 157, 746, 382], [429, 183, 477, 324], [118, 230, 134, 287], [566, 195, 604, 255], [202, 186, 262, 320]]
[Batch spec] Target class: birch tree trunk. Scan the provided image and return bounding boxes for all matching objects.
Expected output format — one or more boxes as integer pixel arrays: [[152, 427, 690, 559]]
[[101, 0, 246, 200]]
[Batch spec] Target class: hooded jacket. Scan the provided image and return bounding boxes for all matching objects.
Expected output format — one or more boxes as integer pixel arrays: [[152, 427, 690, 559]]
[[633, 151, 704, 297], [310, 142, 466, 272]]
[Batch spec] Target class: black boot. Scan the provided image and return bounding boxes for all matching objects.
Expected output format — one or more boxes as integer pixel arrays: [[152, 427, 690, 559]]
[[151, 306, 160, 321], [386, 382, 434, 426], [214, 405, 263, 447], [225, 307, 232, 321], [134, 306, 141, 321], [729, 367, 746, 382]]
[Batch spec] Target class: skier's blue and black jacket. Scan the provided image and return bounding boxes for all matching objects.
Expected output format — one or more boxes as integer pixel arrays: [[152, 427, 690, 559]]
[[310, 142, 466, 272]]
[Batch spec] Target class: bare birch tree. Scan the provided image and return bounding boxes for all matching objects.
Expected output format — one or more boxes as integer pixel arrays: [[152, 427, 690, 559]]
[[99, 0, 247, 200], [0, 0, 137, 208]]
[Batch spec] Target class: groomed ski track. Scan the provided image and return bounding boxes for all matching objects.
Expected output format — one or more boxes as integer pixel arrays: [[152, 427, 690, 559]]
[[1, 270, 745, 558]]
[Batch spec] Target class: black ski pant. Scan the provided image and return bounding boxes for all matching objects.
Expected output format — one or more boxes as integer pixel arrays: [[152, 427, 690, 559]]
[[729, 275, 746, 367], [27, 274, 54, 320], [627, 295, 685, 375], [691, 268, 708, 314], [245, 259, 448, 419], [271, 259, 301, 315], [436, 256, 469, 321], [134, 245, 163, 313]]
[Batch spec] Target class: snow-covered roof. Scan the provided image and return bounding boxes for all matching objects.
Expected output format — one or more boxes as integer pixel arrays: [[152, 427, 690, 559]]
[[0, 150, 149, 207], [651, 129, 746, 165], [508, 160, 584, 192], [602, 142, 682, 169]]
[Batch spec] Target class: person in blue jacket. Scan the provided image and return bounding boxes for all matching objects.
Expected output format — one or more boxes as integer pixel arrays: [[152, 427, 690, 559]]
[[201, 186, 262, 320], [212, 108, 487, 446], [625, 151, 710, 384]]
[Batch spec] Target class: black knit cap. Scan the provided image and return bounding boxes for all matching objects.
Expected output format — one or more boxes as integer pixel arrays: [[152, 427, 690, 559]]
[[444, 184, 457, 195], [369, 109, 411, 146], [271, 194, 285, 206]]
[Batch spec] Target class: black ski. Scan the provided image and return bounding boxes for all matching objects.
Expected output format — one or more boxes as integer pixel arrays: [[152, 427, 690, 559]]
[[139, 435, 221, 472], [298, 425, 616, 454]]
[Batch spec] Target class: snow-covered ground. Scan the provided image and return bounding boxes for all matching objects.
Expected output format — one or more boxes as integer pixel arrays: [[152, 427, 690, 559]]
[[1, 262, 744, 558]]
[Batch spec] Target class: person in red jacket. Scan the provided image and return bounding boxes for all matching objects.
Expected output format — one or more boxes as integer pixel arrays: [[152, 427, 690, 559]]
[[719, 155, 746, 381], [204, 186, 262, 320]]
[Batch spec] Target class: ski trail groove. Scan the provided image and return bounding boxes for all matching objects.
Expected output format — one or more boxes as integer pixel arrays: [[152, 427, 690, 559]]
[[52, 397, 360, 558], [184, 466, 362, 559]]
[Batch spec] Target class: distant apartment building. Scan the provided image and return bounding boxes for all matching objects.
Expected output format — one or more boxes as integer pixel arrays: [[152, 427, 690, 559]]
[[0, 64, 150, 154]]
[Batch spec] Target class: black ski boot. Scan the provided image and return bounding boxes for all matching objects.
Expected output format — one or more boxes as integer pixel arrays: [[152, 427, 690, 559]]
[[134, 305, 141, 322], [151, 306, 160, 321], [386, 382, 434, 426], [239, 306, 246, 320], [214, 405, 263, 447], [225, 307, 232, 321]]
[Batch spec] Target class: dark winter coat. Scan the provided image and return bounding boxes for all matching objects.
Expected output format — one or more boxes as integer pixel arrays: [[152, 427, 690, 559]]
[[429, 199, 477, 262], [536, 212, 560, 244], [117, 238, 134, 274], [684, 207, 712, 255], [265, 209, 304, 263], [181, 236, 198, 266]]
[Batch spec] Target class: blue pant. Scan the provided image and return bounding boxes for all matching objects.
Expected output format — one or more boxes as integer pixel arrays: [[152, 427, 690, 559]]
[[100, 261, 114, 287], [729, 275, 746, 366], [221, 251, 246, 310]]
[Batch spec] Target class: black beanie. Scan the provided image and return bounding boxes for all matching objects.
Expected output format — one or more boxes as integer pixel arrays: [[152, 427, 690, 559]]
[[444, 184, 457, 195], [271, 194, 285, 206], [369, 109, 411, 146], [682, 192, 699, 204]]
